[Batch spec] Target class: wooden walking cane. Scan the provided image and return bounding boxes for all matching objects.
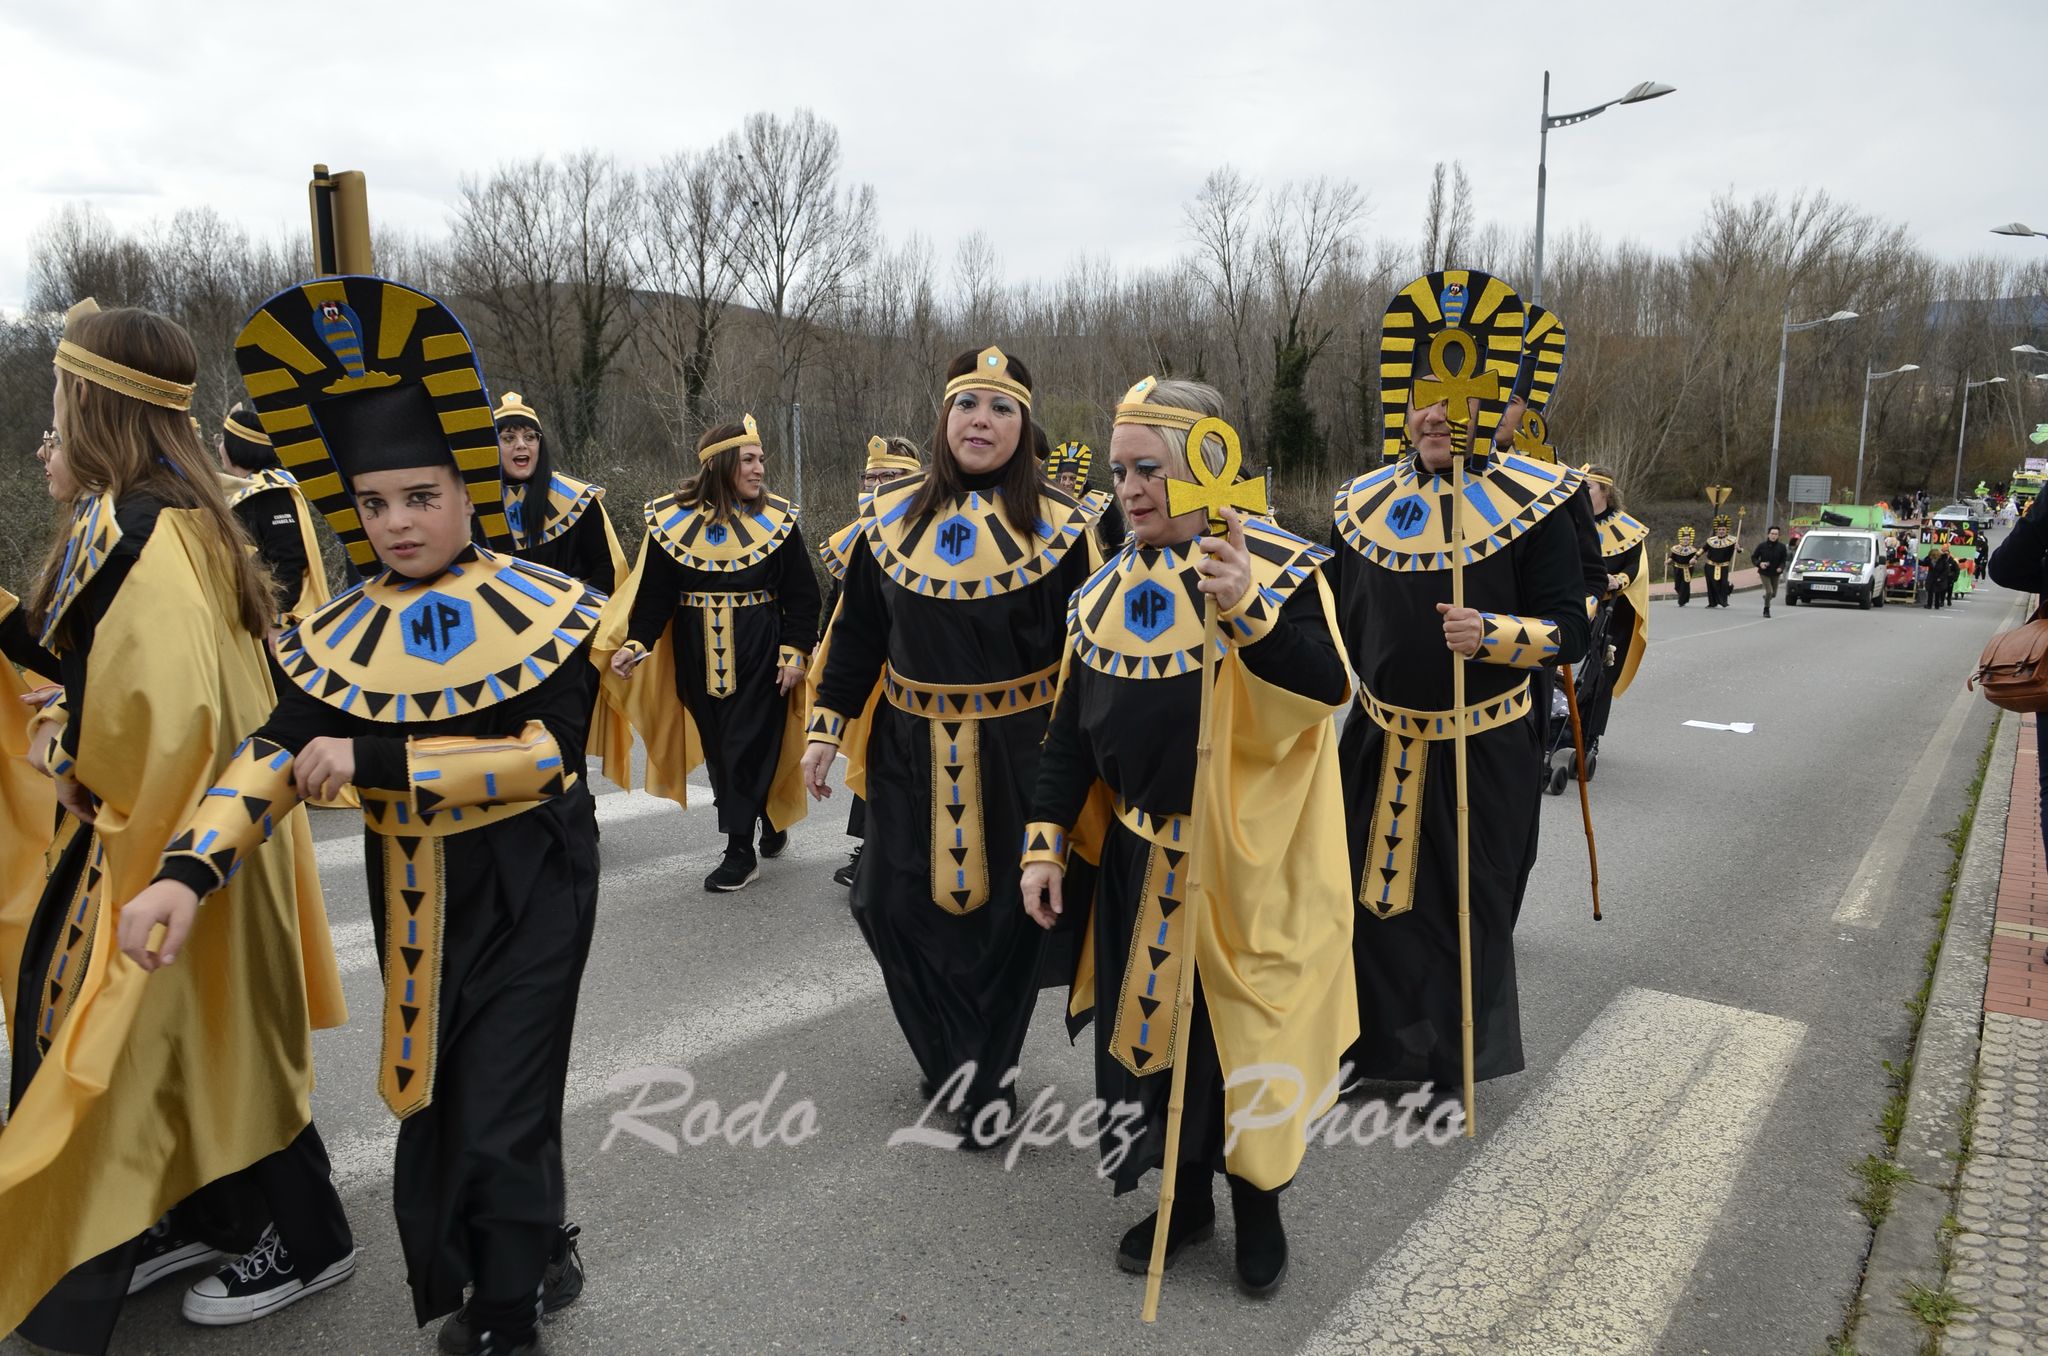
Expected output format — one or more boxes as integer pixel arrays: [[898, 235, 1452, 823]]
[[1448, 431, 1478, 1138], [1140, 416, 1269, 1324], [1557, 663, 1604, 922]]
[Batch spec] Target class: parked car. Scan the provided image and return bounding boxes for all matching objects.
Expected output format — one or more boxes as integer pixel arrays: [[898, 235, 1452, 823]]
[[1783, 529, 1888, 610]]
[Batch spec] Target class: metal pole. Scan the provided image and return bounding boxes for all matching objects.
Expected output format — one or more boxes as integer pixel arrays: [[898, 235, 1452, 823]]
[[1953, 382, 1971, 503], [1766, 309, 1791, 535], [1531, 71, 1551, 305], [1854, 364, 1875, 506], [791, 400, 805, 510]]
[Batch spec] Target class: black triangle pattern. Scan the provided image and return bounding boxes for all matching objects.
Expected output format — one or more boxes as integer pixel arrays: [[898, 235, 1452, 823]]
[[380, 833, 443, 1121], [1359, 726, 1427, 921], [1110, 805, 1192, 1079], [926, 718, 989, 917]]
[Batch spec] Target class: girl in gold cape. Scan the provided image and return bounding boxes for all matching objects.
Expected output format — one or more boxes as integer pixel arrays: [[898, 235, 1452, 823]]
[[0, 305, 346, 1351], [1020, 378, 1356, 1298]]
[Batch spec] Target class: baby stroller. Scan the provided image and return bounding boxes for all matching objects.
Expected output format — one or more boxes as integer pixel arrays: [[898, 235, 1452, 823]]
[[1541, 599, 1613, 797]]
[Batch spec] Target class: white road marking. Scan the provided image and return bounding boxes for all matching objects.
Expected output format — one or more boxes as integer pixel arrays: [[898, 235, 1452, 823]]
[[1656, 618, 1769, 642], [1830, 678, 1980, 927], [1300, 987, 1803, 1356], [1682, 720, 1756, 733]]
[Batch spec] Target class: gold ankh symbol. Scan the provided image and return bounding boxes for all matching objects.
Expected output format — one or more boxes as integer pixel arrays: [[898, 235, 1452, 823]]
[[1412, 329, 1502, 427], [1164, 416, 1269, 534]]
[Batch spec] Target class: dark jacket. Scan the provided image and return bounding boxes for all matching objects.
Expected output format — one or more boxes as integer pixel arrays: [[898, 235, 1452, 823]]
[[1750, 539, 1789, 576]]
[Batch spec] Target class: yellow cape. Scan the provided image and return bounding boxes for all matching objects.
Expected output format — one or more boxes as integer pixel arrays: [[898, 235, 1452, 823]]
[[1, 586, 58, 1052], [589, 529, 808, 830], [1064, 571, 1359, 1191], [0, 512, 345, 1333]]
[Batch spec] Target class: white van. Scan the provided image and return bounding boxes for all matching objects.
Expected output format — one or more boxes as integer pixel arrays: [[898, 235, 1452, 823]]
[[1784, 529, 1888, 610]]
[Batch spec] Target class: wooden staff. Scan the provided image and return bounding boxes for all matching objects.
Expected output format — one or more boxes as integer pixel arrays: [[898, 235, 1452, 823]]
[[1450, 437, 1477, 1138], [1143, 416, 1269, 1323], [1558, 662, 1603, 921]]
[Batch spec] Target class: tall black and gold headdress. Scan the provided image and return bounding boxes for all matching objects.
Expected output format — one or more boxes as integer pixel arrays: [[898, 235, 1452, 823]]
[[233, 276, 511, 574], [1045, 440, 1093, 486], [1378, 269, 1526, 463], [1507, 303, 1568, 461]]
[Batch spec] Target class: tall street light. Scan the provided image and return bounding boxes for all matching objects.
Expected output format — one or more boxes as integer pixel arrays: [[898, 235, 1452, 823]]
[[1854, 362, 1918, 505], [1954, 376, 2008, 500], [1992, 223, 2047, 241], [1765, 308, 1859, 530], [1531, 73, 1675, 304]]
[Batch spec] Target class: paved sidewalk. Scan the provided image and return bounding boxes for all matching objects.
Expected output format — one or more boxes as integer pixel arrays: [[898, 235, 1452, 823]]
[[1944, 711, 2048, 1354]]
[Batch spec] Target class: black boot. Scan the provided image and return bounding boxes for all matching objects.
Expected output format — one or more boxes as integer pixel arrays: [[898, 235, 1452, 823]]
[[1116, 1167, 1216, 1273], [832, 844, 862, 889], [1227, 1174, 1288, 1297]]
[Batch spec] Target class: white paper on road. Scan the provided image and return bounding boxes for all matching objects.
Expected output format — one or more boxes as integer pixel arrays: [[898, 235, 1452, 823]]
[[1682, 719, 1756, 733], [1300, 987, 1804, 1356]]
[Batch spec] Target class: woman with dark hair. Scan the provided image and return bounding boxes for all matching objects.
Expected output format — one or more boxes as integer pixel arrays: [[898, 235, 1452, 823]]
[[600, 415, 821, 891], [800, 347, 1097, 1141], [492, 392, 626, 591], [217, 403, 330, 625], [0, 301, 349, 1349]]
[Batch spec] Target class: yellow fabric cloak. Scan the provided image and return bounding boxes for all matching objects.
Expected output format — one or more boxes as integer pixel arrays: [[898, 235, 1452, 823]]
[[0, 512, 345, 1334], [589, 531, 808, 829], [0, 586, 58, 1052]]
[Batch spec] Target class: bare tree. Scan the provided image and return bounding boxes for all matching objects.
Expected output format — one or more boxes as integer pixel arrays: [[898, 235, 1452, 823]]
[[637, 147, 744, 443], [725, 109, 878, 454], [1418, 161, 1475, 272], [1265, 177, 1367, 471], [1185, 167, 1263, 439]]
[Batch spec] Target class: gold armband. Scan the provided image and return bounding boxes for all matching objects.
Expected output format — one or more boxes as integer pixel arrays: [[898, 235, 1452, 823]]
[[1473, 613, 1563, 668], [405, 720, 569, 814], [162, 736, 303, 893], [805, 706, 850, 747], [1020, 822, 1071, 870], [1218, 581, 1284, 646], [777, 645, 808, 672]]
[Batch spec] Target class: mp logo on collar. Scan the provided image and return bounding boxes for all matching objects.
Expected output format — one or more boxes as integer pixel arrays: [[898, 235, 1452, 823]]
[[400, 592, 477, 664], [1387, 495, 1432, 539], [935, 514, 978, 565], [1123, 579, 1174, 641], [706, 522, 728, 545]]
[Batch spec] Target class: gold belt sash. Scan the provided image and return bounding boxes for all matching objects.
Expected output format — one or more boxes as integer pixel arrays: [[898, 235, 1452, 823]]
[[356, 789, 566, 1119], [881, 661, 1059, 915], [1109, 799, 1190, 1077], [680, 589, 776, 699], [1357, 680, 1530, 921]]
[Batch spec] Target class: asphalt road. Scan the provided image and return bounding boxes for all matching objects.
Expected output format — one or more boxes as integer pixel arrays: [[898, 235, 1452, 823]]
[[3, 572, 2018, 1356]]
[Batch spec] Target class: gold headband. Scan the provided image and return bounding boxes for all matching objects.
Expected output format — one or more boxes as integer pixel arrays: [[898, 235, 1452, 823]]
[[1112, 376, 1207, 433], [53, 333, 197, 412], [700, 412, 761, 464], [222, 410, 272, 446], [942, 346, 1032, 409], [865, 435, 920, 474], [493, 390, 543, 430], [1579, 465, 1615, 488]]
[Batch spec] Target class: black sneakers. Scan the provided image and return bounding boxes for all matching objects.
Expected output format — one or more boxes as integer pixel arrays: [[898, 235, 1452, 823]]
[[704, 847, 759, 892], [832, 845, 862, 888], [128, 1217, 227, 1294], [181, 1224, 357, 1325], [758, 820, 788, 859], [438, 1225, 584, 1354]]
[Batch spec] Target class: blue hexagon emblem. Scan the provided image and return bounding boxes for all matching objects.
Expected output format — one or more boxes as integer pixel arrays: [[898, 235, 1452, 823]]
[[400, 591, 477, 665], [705, 522, 729, 545], [1386, 494, 1432, 540], [934, 514, 978, 566], [1123, 580, 1175, 641]]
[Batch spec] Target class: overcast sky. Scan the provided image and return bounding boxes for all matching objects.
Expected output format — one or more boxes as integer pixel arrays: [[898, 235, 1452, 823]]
[[2, 0, 2042, 315]]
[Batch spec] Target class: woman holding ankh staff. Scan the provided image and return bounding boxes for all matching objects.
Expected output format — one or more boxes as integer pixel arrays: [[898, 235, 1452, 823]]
[[1019, 377, 1356, 1298]]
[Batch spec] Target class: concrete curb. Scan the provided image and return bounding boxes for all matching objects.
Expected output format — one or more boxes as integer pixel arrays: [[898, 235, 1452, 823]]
[[1852, 707, 2015, 1354]]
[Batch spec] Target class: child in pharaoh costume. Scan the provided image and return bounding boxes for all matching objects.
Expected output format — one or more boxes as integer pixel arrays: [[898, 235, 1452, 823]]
[[1667, 526, 1702, 605], [116, 277, 603, 1356], [1046, 437, 1127, 552], [1021, 378, 1356, 1296], [1329, 271, 1592, 1113], [1, 303, 349, 1352]]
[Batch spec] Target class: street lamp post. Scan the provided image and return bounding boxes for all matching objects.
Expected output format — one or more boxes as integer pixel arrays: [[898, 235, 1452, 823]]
[[1532, 73, 1675, 304], [1992, 223, 2047, 241], [1954, 376, 2008, 501], [1765, 308, 1859, 532], [1854, 362, 1919, 505]]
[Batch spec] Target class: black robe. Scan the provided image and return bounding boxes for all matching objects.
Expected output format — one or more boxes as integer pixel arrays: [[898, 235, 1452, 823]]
[[814, 467, 1094, 1111], [230, 484, 311, 617], [1032, 563, 1347, 1192], [1330, 454, 1592, 1085], [624, 510, 821, 837], [506, 472, 620, 589], [1583, 510, 1646, 742]]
